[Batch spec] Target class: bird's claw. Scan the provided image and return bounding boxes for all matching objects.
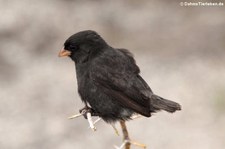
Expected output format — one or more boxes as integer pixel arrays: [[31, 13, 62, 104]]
[[79, 106, 99, 119], [79, 106, 91, 119], [68, 106, 93, 119], [69, 106, 99, 131]]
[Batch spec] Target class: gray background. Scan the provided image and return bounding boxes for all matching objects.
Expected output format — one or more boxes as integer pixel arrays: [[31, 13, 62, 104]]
[[1, 0, 225, 149]]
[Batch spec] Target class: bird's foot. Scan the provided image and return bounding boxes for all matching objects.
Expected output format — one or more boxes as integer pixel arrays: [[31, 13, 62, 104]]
[[68, 106, 100, 131], [68, 106, 94, 119], [79, 106, 99, 119], [114, 139, 146, 149]]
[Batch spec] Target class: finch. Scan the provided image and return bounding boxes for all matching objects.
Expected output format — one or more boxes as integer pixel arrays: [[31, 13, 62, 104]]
[[59, 30, 181, 123]]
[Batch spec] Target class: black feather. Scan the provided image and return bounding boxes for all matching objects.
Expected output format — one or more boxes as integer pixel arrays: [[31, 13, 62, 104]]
[[62, 30, 181, 123]]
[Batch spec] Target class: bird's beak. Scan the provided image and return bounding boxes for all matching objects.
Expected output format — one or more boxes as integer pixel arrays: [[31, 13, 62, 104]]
[[58, 48, 71, 57]]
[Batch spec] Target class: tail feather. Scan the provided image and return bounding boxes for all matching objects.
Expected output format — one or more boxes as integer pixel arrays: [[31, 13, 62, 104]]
[[151, 94, 181, 113]]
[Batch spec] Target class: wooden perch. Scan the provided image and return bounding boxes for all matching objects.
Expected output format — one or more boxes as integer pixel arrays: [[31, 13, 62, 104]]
[[69, 111, 146, 149], [120, 121, 131, 149], [68, 111, 97, 131]]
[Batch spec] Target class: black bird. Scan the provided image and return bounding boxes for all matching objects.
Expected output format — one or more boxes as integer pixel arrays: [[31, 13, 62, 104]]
[[59, 30, 181, 123]]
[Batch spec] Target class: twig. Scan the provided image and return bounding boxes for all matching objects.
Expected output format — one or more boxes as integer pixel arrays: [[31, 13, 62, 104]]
[[111, 124, 120, 136], [68, 110, 86, 119], [88, 117, 101, 129], [68, 111, 97, 131], [69, 109, 146, 148], [117, 121, 147, 149], [68, 113, 83, 119], [93, 117, 102, 125], [120, 121, 131, 149], [114, 140, 128, 149], [87, 112, 97, 131]]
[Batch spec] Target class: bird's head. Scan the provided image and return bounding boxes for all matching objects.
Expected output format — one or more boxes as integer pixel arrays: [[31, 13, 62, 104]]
[[58, 30, 108, 63]]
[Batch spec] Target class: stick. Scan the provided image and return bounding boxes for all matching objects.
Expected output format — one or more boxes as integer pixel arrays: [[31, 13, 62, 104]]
[[120, 121, 131, 149], [111, 124, 120, 136], [68, 113, 83, 119], [68, 111, 97, 131], [88, 117, 101, 129], [87, 112, 97, 131]]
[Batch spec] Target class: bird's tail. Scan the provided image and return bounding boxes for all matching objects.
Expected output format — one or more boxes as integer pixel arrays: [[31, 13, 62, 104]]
[[151, 94, 181, 113]]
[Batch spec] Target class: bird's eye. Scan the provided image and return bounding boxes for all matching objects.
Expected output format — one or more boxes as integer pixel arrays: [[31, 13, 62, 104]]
[[68, 45, 78, 51]]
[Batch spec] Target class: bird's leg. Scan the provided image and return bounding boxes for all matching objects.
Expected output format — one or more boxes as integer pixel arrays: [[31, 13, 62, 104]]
[[79, 102, 99, 119], [68, 102, 101, 131], [114, 121, 146, 149], [69, 103, 98, 119]]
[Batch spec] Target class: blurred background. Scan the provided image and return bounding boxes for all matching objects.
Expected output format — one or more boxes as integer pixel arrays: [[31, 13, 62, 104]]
[[0, 0, 225, 149]]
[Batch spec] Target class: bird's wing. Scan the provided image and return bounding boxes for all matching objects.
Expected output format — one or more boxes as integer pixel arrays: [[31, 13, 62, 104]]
[[90, 49, 153, 117]]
